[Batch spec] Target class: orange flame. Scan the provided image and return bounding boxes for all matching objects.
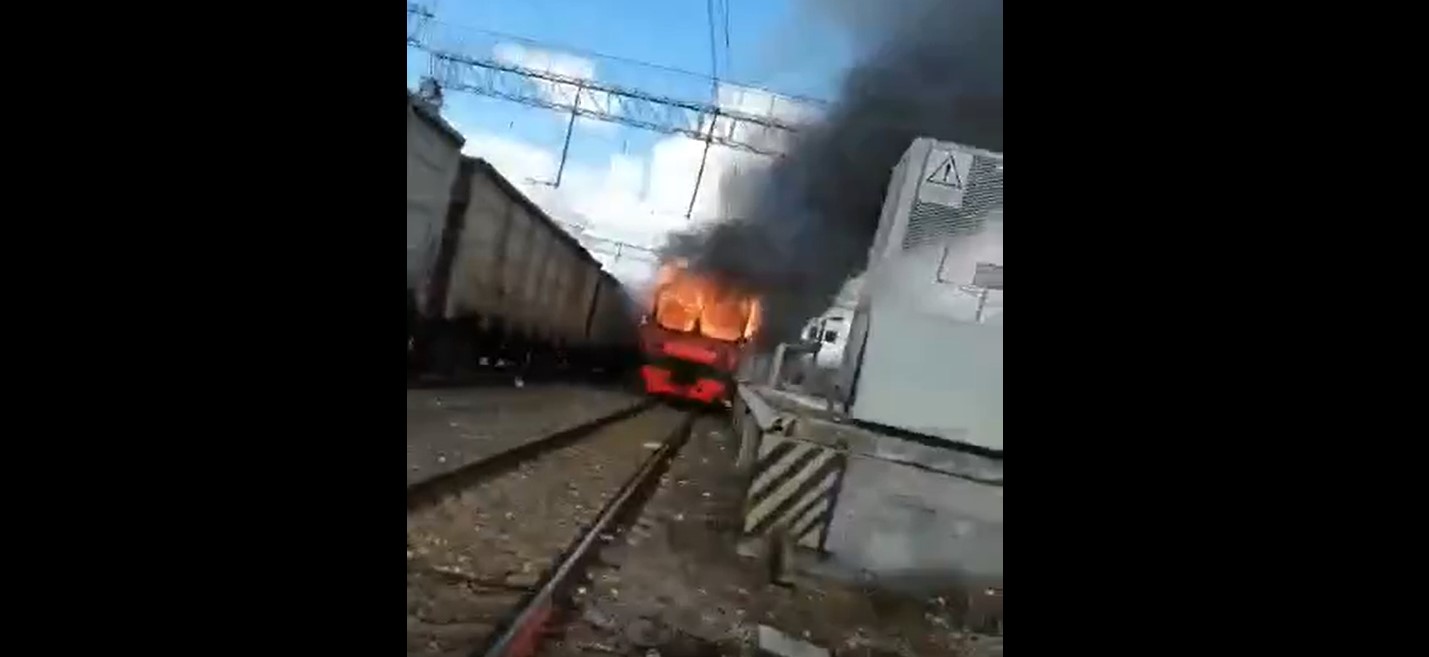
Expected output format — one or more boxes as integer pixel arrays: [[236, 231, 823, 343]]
[[744, 297, 762, 339], [651, 260, 761, 342]]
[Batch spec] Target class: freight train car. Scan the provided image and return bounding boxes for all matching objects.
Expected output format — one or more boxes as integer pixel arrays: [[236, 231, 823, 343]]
[[410, 152, 638, 381], [585, 272, 641, 376], [406, 90, 464, 351]]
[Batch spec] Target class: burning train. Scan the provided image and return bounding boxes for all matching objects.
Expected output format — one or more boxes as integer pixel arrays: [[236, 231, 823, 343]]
[[639, 260, 761, 404]]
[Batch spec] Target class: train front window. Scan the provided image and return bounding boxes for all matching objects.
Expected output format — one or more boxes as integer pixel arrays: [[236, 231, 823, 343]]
[[654, 287, 699, 332], [699, 297, 750, 342]]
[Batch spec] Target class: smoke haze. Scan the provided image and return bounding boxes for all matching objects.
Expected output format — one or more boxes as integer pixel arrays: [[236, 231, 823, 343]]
[[661, 0, 1003, 344]]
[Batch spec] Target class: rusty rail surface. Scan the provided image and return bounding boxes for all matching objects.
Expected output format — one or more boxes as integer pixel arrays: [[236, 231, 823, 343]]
[[480, 412, 695, 657]]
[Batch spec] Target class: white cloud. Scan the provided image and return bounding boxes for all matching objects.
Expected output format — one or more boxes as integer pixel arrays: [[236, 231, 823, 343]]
[[458, 131, 559, 184]]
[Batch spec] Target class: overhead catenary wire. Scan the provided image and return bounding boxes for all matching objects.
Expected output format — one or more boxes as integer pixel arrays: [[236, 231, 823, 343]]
[[706, 0, 721, 94], [723, 0, 733, 74], [424, 46, 798, 156], [687, 0, 723, 219], [406, 10, 829, 107]]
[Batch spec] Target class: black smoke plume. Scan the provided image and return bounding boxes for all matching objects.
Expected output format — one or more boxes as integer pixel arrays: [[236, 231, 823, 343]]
[[661, 0, 1002, 344]]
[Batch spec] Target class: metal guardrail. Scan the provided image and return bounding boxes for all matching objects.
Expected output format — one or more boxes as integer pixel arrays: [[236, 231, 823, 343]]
[[736, 383, 783, 434]]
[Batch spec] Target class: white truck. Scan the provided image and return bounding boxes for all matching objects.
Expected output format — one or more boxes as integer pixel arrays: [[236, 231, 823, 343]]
[[731, 138, 1003, 610], [783, 285, 857, 396], [801, 305, 854, 371]]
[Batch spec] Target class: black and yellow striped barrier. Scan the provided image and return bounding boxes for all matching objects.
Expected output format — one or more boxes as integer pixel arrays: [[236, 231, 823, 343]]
[[741, 431, 847, 551]]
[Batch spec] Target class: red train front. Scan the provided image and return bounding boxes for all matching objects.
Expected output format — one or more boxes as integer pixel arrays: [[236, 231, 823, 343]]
[[639, 260, 761, 404]]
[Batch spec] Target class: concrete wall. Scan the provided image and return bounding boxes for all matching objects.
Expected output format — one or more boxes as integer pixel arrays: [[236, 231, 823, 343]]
[[735, 384, 1002, 591], [823, 432, 1002, 589]]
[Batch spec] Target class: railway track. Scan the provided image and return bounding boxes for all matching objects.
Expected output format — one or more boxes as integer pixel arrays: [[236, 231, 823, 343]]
[[407, 403, 694, 657]]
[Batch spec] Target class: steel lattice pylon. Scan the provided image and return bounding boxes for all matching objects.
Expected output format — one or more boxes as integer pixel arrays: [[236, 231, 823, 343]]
[[406, 4, 433, 44], [421, 48, 796, 157]]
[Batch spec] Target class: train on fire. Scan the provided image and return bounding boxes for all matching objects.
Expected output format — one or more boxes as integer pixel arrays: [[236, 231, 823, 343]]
[[406, 90, 638, 379], [638, 261, 761, 404]]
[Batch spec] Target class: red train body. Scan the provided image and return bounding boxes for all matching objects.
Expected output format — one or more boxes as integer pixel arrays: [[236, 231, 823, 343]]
[[639, 262, 760, 404], [639, 323, 743, 404]]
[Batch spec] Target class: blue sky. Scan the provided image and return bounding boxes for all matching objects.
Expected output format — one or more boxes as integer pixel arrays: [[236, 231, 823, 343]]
[[408, 0, 852, 94], [406, 0, 856, 283]]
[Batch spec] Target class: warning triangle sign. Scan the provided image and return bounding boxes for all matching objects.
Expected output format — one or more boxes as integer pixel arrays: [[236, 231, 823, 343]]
[[926, 154, 964, 188]]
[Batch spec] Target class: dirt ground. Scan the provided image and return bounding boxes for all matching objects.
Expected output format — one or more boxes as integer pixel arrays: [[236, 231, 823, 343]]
[[406, 384, 645, 486], [540, 415, 1003, 657]]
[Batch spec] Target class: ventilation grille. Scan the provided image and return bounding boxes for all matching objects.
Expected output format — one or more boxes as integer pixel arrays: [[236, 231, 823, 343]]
[[903, 154, 1003, 251]]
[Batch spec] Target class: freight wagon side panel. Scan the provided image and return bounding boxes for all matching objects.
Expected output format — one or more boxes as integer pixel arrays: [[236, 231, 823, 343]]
[[499, 204, 534, 339], [540, 229, 564, 343], [565, 253, 586, 345], [518, 224, 552, 341], [537, 234, 563, 344], [548, 246, 575, 344], [610, 280, 639, 349], [540, 247, 564, 344], [590, 274, 635, 350], [405, 101, 462, 299], [445, 168, 512, 322], [569, 261, 600, 348], [588, 276, 614, 348], [583, 263, 604, 346]]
